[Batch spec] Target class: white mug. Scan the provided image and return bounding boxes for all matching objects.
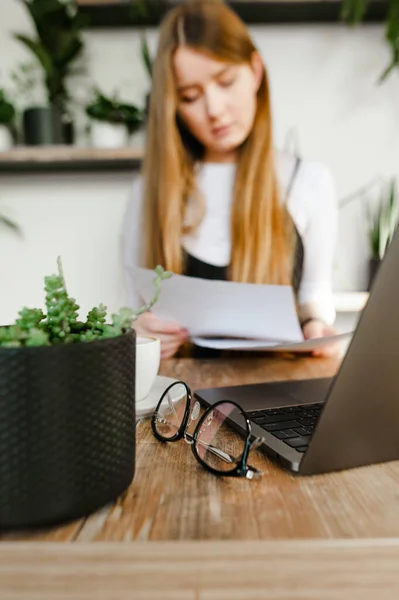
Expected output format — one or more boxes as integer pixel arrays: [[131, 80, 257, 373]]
[[135, 336, 161, 402]]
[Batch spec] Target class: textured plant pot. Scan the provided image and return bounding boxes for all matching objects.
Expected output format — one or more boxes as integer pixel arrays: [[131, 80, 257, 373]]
[[0, 329, 136, 530], [0, 125, 13, 151], [23, 107, 74, 146], [90, 121, 129, 148], [368, 257, 381, 291]]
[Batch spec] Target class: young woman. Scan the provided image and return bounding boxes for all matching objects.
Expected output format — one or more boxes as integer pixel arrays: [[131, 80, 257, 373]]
[[123, 0, 340, 359]]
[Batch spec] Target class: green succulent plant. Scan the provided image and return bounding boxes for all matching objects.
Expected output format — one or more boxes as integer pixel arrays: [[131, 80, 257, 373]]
[[368, 178, 399, 260], [0, 258, 172, 348], [14, 0, 85, 112], [86, 88, 145, 135]]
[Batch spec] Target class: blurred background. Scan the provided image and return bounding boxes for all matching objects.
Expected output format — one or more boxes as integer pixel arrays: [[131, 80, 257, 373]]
[[0, 0, 398, 327]]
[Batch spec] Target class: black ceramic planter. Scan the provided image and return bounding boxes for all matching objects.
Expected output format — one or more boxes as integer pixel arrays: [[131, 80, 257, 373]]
[[0, 330, 136, 530], [23, 107, 74, 146]]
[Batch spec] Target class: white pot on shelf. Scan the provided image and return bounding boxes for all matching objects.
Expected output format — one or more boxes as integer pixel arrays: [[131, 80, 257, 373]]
[[90, 121, 129, 148], [0, 126, 13, 151]]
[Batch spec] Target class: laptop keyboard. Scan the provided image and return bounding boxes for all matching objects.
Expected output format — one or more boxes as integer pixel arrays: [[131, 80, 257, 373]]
[[247, 403, 324, 453]]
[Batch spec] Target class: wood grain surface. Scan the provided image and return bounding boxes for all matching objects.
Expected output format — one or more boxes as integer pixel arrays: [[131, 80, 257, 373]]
[[3, 355, 399, 598], [2, 354, 399, 543], [1, 539, 399, 599]]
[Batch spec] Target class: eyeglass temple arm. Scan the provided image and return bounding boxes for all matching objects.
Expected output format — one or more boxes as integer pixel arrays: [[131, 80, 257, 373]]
[[154, 415, 235, 463], [184, 431, 236, 463], [188, 431, 264, 474]]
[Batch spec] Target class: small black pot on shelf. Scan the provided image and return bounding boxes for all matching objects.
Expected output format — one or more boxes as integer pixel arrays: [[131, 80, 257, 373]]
[[22, 106, 74, 146], [0, 329, 136, 530], [368, 257, 381, 291]]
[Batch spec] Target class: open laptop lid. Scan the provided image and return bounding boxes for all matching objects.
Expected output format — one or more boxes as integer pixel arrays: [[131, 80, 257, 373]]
[[299, 224, 399, 475]]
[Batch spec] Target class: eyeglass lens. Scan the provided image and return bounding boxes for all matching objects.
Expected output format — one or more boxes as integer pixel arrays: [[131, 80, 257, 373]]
[[153, 382, 189, 439], [194, 402, 248, 473]]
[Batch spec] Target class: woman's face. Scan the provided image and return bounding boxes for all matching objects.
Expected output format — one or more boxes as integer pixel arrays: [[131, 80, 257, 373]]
[[173, 47, 263, 162]]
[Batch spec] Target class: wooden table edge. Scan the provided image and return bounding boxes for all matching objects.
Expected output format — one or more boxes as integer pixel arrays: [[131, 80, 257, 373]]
[[1, 538, 399, 598]]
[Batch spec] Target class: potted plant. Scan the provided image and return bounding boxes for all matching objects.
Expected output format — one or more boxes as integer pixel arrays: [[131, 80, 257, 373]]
[[86, 88, 145, 148], [14, 0, 85, 145], [0, 258, 171, 529], [8, 61, 47, 144], [0, 89, 16, 151], [367, 178, 398, 289]]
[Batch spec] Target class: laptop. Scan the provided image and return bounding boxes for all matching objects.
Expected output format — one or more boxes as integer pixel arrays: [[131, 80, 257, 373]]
[[195, 227, 399, 476]]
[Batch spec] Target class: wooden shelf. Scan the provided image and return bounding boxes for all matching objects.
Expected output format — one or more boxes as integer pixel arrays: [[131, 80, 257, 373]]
[[0, 146, 143, 173], [77, 1, 389, 27]]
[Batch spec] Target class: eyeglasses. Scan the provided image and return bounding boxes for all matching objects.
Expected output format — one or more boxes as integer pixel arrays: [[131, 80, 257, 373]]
[[151, 381, 265, 479]]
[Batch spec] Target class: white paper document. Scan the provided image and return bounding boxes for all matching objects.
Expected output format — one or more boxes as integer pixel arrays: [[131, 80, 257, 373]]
[[132, 267, 352, 352], [191, 333, 352, 352]]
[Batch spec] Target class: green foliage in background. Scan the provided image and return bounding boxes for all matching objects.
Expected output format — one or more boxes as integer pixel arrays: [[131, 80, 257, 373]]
[[368, 178, 399, 260], [141, 34, 153, 78], [86, 88, 145, 135], [129, 0, 159, 80], [341, 0, 399, 81], [0, 213, 20, 233], [129, 0, 166, 25], [14, 0, 85, 112], [0, 258, 172, 348], [9, 61, 43, 107], [0, 89, 16, 126]]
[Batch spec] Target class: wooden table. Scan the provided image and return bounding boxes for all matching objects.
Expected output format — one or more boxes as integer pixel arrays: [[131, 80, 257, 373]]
[[2, 354, 399, 598]]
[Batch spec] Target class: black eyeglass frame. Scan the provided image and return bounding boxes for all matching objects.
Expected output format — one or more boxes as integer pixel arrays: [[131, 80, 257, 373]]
[[151, 380, 263, 479]]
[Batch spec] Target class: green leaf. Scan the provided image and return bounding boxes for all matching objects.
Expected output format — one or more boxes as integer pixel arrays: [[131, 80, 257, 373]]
[[340, 0, 369, 25], [141, 34, 153, 78], [14, 34, 53, 78], [86, 88, 145, 132], [379, 0, 399, 82], [25, 327, 49, 347], [368, 178, 399, 259], [341, 0, 399, 81], [0, 90, 16, 125], [15, 0, 85, 111], [0, 214, 21, 234]]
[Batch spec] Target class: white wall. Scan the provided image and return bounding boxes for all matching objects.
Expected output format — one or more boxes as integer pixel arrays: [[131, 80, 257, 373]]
[[1, 1, 399, 325]]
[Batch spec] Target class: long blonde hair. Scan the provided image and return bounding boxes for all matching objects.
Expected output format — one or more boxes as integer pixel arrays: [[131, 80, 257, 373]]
[[143, 0, 294, 284]]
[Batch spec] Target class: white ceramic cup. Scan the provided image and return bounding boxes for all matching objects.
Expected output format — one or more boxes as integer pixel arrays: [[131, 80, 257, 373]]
[[135, 336, 161, 402]]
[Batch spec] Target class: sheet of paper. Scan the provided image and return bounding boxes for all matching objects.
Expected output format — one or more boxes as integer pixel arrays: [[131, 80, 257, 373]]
[[191, 332, 353, 352], [132, 267, 304, 342]]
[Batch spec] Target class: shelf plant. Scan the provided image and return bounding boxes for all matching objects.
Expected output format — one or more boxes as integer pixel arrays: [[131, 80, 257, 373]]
[[14, 0, 86, 144], [0, 258, 171, 530], [86, 88, 145, 147]]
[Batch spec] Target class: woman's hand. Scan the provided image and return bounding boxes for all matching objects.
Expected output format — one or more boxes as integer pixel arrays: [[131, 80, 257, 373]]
[[302, 319, 342, 358], [134, 312, 189, 358]]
